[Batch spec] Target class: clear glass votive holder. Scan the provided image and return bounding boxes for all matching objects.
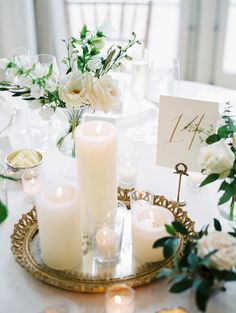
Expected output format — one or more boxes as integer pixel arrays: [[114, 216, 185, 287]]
[[130, 189, 154, 211], [105, 284, 135, 313], [118, 154, 138, 188], [90, 201, 126, 263], [21, 169, 42, 204]]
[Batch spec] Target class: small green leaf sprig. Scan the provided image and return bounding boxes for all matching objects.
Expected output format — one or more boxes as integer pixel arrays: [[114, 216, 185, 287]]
[[0, 174, 17, 224], [63, 24, 140, 77], [153, 219, 236, 312]]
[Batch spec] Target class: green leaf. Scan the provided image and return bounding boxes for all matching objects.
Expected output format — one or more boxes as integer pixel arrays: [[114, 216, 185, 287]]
[[217, 126, 229, 138], [187, 253, 198, 268], [157, 268, 173, 279], [206, 134, 220, 144], [165, 224, 176, 236], [169, 278, 193, 293], [200, 173, 219, 187], [218, 190, 233, 205], [80, 24, 87, 39], [0, 87, 9, 91], [213, 218, 222, 231], [196, 279, 213, 312], [153, 236, 172, 249], [0, 201, 8, 223], [0, 174, 17, 181], [104, 49, 116, 67], [163, 237, 179, 258], [172, 221, 189, 235]]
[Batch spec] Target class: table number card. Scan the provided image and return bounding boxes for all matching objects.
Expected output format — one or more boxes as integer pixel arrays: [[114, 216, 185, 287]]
[[156, 96, 219, 172]]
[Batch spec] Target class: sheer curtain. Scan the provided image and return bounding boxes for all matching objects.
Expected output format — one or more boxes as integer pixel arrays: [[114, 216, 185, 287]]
[[0, 0, 66, 66]]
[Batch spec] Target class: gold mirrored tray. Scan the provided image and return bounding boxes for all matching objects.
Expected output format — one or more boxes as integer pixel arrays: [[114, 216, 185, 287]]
[[11, 193, 195, 293]]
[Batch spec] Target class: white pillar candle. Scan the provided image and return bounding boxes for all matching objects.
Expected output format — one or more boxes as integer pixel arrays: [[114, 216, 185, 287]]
[[35, 181, 82, 270], [75, 121, 117, 226], [95, 226, 116, 258], [132, 205, 174, 262]]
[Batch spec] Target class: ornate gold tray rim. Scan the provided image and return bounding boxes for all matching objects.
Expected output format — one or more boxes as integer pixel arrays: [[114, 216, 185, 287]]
[[11, 191, 195, 293]]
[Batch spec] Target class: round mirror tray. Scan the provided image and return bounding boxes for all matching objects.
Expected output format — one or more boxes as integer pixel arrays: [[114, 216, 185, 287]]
[[11, 193, 195, 293]]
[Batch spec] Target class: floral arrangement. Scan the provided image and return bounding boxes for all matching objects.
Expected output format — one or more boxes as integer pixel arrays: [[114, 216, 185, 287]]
[[199, 103, 236, 221], [154, 219, 236, 312], [0, 24, 139, 155]]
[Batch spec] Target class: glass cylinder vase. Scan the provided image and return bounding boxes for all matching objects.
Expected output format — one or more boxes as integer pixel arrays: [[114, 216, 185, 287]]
[[56, 107, 86, 158], [218, 195, 236, 225]]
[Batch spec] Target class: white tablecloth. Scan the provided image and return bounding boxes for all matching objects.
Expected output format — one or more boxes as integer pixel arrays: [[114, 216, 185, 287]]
[[1, 80, 236, 313]]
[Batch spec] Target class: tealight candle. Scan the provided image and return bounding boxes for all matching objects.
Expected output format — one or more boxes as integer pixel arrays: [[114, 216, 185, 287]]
[[106, 284, 135, 313], [132, 205, 174, 262], [35, 181, 82, 270], [118, 155, 138, 188], [75, 121, 117, 226], [95, 226, 116, 258], [21, 170, 41, 203]]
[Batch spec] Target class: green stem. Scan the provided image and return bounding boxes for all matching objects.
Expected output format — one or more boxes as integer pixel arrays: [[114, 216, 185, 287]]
[[229, 196, 236, 221]]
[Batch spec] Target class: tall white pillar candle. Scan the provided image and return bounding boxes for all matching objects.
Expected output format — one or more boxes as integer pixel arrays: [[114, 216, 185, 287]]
[[132, 206, 174, 262], [75, 121, 117, 226], [35, 181, 82, 270]]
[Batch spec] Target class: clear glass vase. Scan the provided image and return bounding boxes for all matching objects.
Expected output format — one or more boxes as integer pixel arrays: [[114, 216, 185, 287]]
[[56, 108, 86, 158], [218, 196, 236, 225]]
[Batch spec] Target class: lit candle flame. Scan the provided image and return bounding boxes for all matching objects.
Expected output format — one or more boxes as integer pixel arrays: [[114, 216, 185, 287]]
[[114, 295, 122, 305], [96, 122, 102, 137], [56, 186, 63, 201]]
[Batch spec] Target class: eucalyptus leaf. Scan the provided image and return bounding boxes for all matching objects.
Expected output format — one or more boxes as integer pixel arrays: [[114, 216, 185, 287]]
[[218, 190, 233, 205], [169, 277, 193, 293], [206, 134, 220, 144], [0, 201, 8, 223], [172, 221, 188, 235], [213, 218, 222, 231], [200, 173, 219, 187], [165, 224, 176, 236], [153, 236, 172, 249], [163, 237, 179, 258], [196, 279, 213, 312]]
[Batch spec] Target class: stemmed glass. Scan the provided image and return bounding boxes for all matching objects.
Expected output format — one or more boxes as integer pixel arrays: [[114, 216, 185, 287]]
[[12, 47, 42, 141], [33, 54, 60, 150], [126, 48, 150, 142]]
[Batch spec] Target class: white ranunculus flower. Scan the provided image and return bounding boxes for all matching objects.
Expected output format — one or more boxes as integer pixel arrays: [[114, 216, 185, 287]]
[[59, 71, 93, 109], [30, 84, 44, 99], [199, 139, 235, 178], [0, 58, 9, 69], [87, 57, 103, 72], [45, 79, 58, 92], [198, 231, 236, 270], [88, 75, 121, 112]]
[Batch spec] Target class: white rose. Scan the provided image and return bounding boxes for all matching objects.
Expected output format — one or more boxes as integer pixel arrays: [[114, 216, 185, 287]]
[[59, 71, 92, 109], [199, 139, 235, 178], [30, 84, 45, 99], [0, 58, 9, 69], [198, 231, 236, 270], [87, 57, 103, 72], [88, 75, 121, 112]]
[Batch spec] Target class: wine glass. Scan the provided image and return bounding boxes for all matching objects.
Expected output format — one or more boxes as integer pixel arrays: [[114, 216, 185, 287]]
[[126, 47, 150, 142], [11, 47, 42, 142], [145, 58, 180, 146], [33, 54, 60, 150]]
